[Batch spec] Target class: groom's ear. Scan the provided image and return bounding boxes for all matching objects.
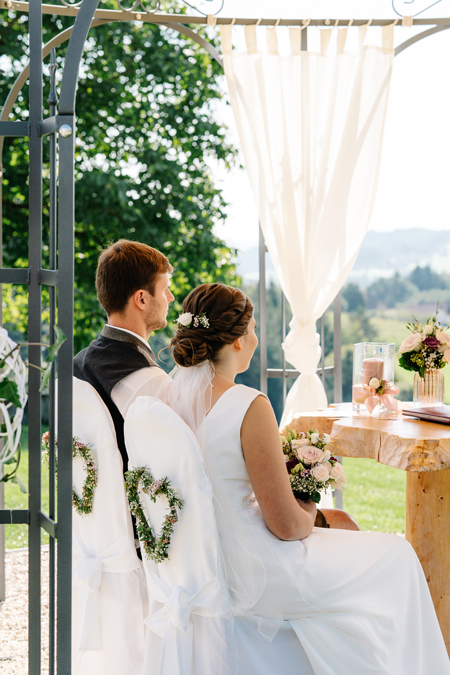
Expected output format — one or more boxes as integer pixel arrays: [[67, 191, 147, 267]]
[[132, 289, 147, 311]]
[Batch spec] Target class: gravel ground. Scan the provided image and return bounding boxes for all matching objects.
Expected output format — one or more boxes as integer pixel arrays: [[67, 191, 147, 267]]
[[0, 547, 50, 675]]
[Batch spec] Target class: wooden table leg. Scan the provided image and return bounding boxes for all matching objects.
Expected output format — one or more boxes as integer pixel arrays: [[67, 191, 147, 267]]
[[406, 468, 450, 656]]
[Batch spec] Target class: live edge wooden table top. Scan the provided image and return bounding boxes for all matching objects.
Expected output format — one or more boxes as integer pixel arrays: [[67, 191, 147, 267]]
[[287, 405, 450, 656]]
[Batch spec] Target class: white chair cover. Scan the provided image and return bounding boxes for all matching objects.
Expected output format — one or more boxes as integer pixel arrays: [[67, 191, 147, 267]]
[[72, 378, 147, 675], [125, 396, 314, 675], [125, 396, 234, 675]]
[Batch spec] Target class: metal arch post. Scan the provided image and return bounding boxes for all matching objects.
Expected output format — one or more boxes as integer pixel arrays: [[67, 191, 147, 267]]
[[52, 0, 100, 670], [161, 22, 223, 66], [59, 0, 102, 114], [395, 24, 450, 56]]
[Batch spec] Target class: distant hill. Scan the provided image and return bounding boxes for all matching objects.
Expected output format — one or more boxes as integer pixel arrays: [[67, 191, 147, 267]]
[[236, 228, 450, 287]]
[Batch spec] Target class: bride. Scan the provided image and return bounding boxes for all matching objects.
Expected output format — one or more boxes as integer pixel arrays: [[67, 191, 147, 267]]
[[158, 282, 450, 674]]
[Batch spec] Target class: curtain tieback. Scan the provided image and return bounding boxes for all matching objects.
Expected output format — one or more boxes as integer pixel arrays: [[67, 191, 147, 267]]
[[283, 320, 321, 375]]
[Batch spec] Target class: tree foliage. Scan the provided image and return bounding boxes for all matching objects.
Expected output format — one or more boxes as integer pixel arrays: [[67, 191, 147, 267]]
[[1, 4, 238, 351]]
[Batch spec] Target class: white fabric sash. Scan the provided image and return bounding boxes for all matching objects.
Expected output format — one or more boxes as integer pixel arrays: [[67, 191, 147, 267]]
[[73, 533, 141, 655], [144, 570, 232, 675]]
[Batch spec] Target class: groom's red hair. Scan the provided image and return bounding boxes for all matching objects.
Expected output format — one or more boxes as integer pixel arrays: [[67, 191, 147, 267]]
[[96, 239, 172, 316]]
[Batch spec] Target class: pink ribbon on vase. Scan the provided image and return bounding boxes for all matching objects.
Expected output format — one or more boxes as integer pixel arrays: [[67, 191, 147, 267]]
[[352, 383, 401, 415]]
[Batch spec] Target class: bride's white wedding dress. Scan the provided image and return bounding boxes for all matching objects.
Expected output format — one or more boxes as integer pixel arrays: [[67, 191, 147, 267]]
[[203, 383, 449, 674]]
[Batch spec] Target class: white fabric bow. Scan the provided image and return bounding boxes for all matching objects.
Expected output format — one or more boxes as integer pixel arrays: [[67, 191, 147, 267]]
[[145, 572, 232, 675], [73, 533, 141, 655], [281, 320, 328, 427]]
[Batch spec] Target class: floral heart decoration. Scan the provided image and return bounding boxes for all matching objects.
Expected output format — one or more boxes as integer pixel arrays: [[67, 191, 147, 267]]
[[125, 466, 184, 563]]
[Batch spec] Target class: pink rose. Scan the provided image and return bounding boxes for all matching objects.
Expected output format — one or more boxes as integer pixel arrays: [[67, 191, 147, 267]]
[[399, 333, 422, 353], [291, 438, 311, 460], [311, 464, 330, 482], [329, 463, 345, 483], [299, 446, 324, 465], [436, 331, 450, 346], [443, 349, 450, 363]]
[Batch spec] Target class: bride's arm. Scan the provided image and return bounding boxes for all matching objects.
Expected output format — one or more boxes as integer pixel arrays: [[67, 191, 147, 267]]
[[241, 395, 317, 541]]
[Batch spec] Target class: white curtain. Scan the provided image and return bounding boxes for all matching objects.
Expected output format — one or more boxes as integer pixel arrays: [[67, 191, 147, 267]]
[[221, 23, 395, 427]]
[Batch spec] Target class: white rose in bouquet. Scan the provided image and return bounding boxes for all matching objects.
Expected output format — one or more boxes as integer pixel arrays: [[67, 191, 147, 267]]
[[290, 438, 310, 460], [423, 323, 434, 335], [310, 432, 321, 445], [329, 463, 346, 488], [321, 433, 330, 445], [368, 377, 380, 390], [399, 333, 422, 353], [322, 449, 331, 463], [311, 463, 330, 482]]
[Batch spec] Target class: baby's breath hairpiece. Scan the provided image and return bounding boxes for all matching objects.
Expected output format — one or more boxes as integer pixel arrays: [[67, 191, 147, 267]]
[[175, 312, 210, 329]]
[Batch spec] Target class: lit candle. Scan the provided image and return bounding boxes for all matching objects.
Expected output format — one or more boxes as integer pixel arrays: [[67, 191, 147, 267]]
[[362, 358, 384, 385]]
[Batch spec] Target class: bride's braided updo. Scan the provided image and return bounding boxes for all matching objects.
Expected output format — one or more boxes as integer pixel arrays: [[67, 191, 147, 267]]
[[171, 284, 254, 367]]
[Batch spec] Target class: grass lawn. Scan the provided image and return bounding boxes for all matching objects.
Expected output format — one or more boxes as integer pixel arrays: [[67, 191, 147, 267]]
[[4, 425, 50, 549], [342, 457, 406, 533], [3, 426, 407, 548]]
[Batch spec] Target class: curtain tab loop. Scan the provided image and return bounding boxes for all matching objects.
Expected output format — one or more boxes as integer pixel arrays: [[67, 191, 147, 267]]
[[320, 29, 333, 56], [206, 14, 217, 27], [402, 16, 413, 27], [267, 26, 279, 55], [382, 21, 396, 53], [220, 25, 232, 54], [358, 18, 372, 48], [289, 27, 301, 54], [245, 24, 258, 54], [337, 28, 348, 54]]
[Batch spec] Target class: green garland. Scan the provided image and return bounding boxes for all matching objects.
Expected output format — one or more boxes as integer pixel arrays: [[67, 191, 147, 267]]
[[41, 433, 98, 516], [125, 467, 184, 564]]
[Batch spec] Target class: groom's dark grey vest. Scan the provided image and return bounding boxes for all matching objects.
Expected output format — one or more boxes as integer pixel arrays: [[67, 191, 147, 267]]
[[73, 325, 157, 475]]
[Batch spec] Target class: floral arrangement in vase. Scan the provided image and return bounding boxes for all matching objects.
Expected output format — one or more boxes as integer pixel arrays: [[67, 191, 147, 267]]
[[281, 427, 346, 503], [398, 309, 449, 407]]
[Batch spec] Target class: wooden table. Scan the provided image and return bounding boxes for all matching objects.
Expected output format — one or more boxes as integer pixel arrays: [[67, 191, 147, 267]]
[[285, 405, 450, 656]]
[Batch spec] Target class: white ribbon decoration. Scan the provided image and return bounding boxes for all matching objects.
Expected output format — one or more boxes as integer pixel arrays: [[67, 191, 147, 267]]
[[0, 328, 27, 465], [145, 572, 232, 675], [73, 533, 141, 656]]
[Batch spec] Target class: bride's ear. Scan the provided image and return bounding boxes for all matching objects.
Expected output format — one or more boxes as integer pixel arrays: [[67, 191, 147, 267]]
[[233, 337, 244, 351]]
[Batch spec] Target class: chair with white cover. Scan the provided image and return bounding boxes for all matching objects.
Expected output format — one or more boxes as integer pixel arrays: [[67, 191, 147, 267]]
[[72, 377, 147, 675], [125, 396, 315, 675]]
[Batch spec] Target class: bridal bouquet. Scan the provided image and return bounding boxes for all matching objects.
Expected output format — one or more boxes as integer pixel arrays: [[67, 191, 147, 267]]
[[281, 428, 346, 503], [398, 309, 450, 377]]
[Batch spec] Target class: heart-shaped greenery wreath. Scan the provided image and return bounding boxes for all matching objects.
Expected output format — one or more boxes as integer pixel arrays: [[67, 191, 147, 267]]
[[125, 467, 184, 563], [41, 434, 97, 516]]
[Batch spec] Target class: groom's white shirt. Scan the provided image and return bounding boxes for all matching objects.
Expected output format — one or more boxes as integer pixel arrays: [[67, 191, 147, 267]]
[[107, 325, 170, 418]]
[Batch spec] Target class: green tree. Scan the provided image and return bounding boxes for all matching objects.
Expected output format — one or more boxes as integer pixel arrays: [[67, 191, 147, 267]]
[[407, 265, 448, 291], [342, 282, 366, 313], [1, 4, 238, 351], [366, 273, 415, 310]]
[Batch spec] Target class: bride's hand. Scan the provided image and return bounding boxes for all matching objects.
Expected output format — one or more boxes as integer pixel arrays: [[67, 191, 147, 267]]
[[295, 499, 317, 536]]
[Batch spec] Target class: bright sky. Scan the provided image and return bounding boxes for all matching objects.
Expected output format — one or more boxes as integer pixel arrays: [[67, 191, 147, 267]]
[[207, 0, 450, 251]]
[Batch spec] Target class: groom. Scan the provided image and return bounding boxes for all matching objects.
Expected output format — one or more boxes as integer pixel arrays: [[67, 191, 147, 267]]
[[73, 239, 174, 475]]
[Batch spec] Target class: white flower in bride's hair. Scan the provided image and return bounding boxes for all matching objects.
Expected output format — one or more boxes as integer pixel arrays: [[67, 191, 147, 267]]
[[177, 312, 193, 327]]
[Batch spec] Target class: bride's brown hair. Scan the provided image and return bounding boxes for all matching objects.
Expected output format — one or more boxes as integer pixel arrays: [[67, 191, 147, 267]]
[[171, 284, 254, 367]]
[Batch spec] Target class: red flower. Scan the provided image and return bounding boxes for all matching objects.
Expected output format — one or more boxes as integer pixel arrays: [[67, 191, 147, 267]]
[[286, 458, 300, 473]]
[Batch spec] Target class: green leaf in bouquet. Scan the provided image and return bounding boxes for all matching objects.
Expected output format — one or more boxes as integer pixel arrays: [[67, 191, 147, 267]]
[[0, 378, 22, 408], [310, 492, 321, 504], [47, 326, 66, 363]]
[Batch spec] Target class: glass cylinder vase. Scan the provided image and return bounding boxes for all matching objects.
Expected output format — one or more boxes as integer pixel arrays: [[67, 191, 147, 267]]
[[352, 342, 396, 413], [413, 369, 445, 408]]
